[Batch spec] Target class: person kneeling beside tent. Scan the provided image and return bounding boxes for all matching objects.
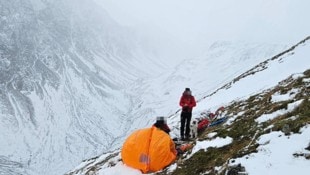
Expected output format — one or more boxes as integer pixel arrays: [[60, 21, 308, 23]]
[[121, 117, 189, 173]]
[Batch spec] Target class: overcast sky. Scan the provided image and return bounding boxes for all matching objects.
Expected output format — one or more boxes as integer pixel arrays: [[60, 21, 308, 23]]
[[95, 0, 310, 46]]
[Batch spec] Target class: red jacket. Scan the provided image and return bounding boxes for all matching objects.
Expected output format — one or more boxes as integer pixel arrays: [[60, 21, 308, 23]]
[[179, 94, 196, 112]]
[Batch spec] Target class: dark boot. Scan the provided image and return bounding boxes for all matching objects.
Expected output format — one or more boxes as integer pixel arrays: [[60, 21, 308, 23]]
[[181, 136, 185, 141]]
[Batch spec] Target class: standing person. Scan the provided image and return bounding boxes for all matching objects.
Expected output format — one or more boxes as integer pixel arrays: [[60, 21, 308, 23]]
[[179, 88, 196, 140]]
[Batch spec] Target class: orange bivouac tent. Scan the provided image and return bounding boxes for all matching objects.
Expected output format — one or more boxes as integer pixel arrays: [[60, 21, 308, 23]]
[[121, 126, 177, 173]]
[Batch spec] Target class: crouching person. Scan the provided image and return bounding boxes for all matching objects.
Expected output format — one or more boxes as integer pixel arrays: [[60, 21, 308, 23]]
[[121, 116, 177, 173]]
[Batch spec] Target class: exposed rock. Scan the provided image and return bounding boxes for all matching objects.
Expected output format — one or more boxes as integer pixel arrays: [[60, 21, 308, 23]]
[[305, 142, 310, 151], [227, 164, 248, 175], [282, 124, 291, 136]]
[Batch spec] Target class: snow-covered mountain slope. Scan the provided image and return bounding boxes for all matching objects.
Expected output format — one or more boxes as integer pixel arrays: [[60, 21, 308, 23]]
[[67, 36, 310, 175], [0, 0, 177, 175], [1, 1, 309, 175]]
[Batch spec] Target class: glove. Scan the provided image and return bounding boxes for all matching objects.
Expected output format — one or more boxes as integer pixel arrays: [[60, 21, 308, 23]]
[[176, 148, 184, 156]]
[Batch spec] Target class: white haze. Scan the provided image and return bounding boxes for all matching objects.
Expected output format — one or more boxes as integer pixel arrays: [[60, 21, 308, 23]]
[[96, 0, 310, 49]]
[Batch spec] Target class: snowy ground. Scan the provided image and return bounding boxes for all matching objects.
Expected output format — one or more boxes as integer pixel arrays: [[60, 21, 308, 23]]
[[255, 100, 304, 123], [88, 127, 310, 175], [230, 126, 310, 175]]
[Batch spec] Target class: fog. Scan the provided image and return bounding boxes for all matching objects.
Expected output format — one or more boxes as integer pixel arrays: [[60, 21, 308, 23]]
[[96, 0, 310, 52]]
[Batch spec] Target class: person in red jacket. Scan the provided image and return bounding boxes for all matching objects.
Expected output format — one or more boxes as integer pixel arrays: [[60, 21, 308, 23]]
[[179, 88, 196, 140]]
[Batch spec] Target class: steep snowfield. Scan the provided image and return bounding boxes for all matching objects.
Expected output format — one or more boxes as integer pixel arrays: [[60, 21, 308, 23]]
[[136, 42, 287, 117], [0, 0, 177, 175]]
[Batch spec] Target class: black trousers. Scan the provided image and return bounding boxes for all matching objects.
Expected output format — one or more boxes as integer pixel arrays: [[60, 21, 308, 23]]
[[180, 111, 192, 137]]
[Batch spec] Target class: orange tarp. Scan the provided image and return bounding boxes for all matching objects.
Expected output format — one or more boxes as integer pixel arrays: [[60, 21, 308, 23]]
[[121, 126, 177, 173]]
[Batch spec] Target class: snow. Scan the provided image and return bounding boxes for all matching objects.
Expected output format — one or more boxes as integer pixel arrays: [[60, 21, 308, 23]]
[[200, 43, 310, 110], [271, 89, 299, 103], [207, 132, 218, 138], [166, 163, 177, 173], [82, 39, 310, 174], [98, 163, 142, 175], [1, 1, 310, 175], [303, 78, 310, 83], [69, 29, 310, 175], [190, 137, 233, 156], [230, 125, 310, 175], [227, 111, 245, 125], [255, 100, 304, 123], [91, 136, 233, 175]]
